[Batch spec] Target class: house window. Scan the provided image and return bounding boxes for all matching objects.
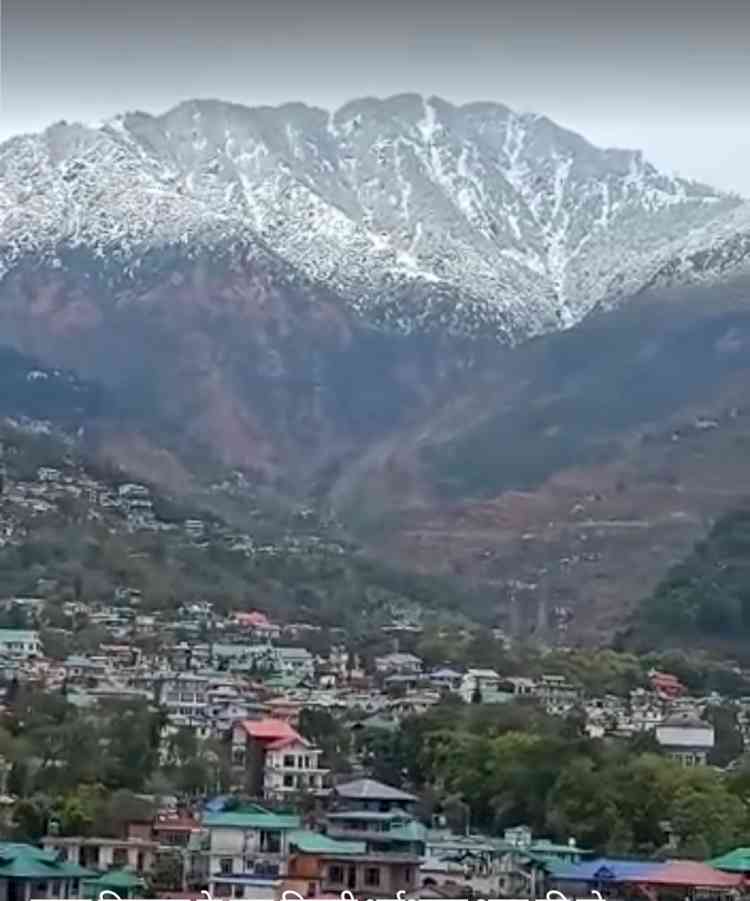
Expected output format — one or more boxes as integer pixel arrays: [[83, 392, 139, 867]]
[[404, 867, 413, 883], [283, 754, 295, 767], [365, 868, 381, 887], [112, 848, 128, 867], [220, 857, 233, 875], [328, 865, 344, 885], [233, 887, 244, 898], [260, 831, 281, 853], [255, 861, 280, 878], [283, 773, 295, 787]]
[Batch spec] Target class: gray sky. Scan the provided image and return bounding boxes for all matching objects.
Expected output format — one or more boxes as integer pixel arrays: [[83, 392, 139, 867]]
[[2, 0, 750, 195]]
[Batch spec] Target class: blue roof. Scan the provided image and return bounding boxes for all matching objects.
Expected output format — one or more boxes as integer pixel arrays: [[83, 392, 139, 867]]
[[203, 795, 232, 813], [556, 858, 662, 883]]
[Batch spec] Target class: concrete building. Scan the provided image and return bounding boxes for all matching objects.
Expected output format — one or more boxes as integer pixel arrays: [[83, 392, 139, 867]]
[[0, 630, 42, 659], [202, 805, 300, 897], [655, 712, 715, 766]]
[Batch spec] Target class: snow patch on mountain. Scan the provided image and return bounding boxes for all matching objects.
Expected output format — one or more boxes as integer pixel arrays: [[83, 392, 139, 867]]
[[1, 94, 749, 340]]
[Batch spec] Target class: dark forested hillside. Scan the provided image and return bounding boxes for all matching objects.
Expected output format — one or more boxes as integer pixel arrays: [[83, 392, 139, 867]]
[[636, 509, 750, 646]]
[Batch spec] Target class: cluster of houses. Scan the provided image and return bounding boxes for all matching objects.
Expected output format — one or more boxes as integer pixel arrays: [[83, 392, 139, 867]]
[[0, 461, 348, 560], [4, 775, 749, 901], [0, 607, 729, 774]]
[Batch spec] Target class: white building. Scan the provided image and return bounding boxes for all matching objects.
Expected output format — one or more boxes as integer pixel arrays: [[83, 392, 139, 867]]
[[203, 806, 301, 894], [37, 467, 62, 483], [185, 519, 206, 539], [374, 652, 423, 675], [0, 629, 42, 659], [655, 712, 715, 766], [460, 668, 501, 701], [117, 483, 150, 499], [263, 734, 329, 800], [276, 647, 315, 679], [158, 673, 211, 718]]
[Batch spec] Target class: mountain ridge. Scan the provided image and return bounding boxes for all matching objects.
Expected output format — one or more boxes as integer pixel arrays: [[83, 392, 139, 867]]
[[3, 93, 749, 342], [5, 96, 750, 640]]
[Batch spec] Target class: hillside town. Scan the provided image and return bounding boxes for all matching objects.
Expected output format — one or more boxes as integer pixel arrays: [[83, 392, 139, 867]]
[[2, 437, 750, 901], [0, 610, 736, 757], [0, 594, 748, 901]]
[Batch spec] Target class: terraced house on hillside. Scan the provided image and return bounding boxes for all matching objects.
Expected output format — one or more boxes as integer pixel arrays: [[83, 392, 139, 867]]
[[230, 718, 329, 800], [324, 779, 426, 858], [203, 805, 301, 899], [0, 842, 93, 901], [285, 830, 419, 898]]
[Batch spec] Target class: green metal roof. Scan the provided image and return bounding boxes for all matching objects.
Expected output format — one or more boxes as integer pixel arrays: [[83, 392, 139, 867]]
[[0, 845, 95, 880], [288, 830, 366, 855], [85, 869, 146, 889], [530, 840, 592, 856], [708, 848, 750, 873], [0, 630, 38, 642], [388, 821, 428, 843], [204, 810, 301, 830]]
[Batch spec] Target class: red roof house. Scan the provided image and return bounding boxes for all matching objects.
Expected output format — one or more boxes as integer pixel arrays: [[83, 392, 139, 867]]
[[239, 718, 304, 743], [649, 669, 686, 699], [234, 610, 272, 628], [637, 861, 742, 888]]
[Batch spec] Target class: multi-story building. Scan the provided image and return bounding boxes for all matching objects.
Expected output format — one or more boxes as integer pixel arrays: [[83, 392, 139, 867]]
[[0, 630, 42, 659], [649, 670, 686, 699], [42, 834, 159, 873], [285, 830, 419, 898], [264, 733, 330, 801], [158, 673, 211, 718], [459, 669, 502, 702], [276, 647, 315, 680], [428, 668, 463, 692], [656, 712, 715, 766], [535, 674, 581, 714], [230, 718, 329, 799], [331, 778, 418, 815], [0, 842, 93, 901], [203, 805, 300, 898], [326, 779, 425, 858], [374, 653, 423, 676]]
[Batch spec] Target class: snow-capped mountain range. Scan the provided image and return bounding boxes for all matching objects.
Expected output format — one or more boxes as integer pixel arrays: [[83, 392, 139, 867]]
[[2, 93, 750, 341]]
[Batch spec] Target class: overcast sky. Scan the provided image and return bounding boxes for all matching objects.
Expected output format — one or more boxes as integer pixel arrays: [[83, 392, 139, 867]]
[[2, 0, 750, 195]]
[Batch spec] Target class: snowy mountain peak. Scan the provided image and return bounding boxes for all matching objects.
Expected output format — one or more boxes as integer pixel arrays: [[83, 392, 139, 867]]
[[1, 95, 749, 340]]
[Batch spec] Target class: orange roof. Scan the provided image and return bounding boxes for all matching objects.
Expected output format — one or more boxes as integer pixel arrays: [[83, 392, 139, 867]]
[[241, 718, 303, 743], [638, 861, 742, 888], [234, 611, 271, 627], [267, 735, 310, 751]]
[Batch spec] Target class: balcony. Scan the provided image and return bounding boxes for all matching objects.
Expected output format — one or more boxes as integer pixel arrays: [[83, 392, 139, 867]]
[[265, 762, 329, 774]]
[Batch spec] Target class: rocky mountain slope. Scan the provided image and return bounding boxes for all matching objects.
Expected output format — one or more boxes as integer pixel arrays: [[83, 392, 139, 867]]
[[4, 97, 750, 641], [2, 95, 750, 341], [343, 280, 750, 642]]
